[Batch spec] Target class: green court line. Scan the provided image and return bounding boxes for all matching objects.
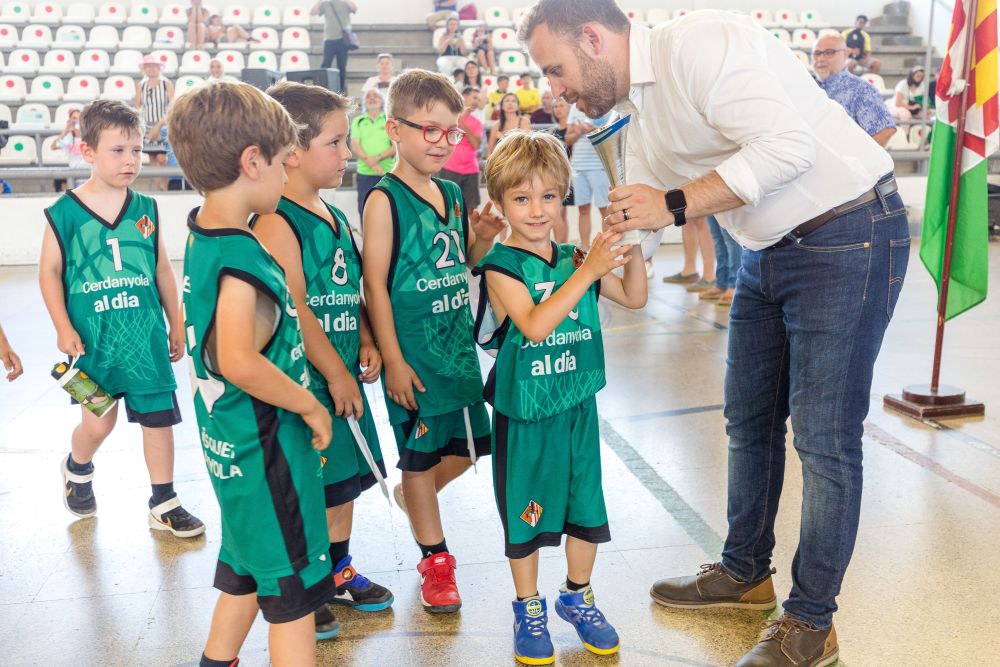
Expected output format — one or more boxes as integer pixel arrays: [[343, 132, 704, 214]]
[[599, 417, 725, 557]]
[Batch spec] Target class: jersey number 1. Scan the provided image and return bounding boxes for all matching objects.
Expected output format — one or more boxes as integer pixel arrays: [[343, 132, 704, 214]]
[[106, 238, 123, 272]]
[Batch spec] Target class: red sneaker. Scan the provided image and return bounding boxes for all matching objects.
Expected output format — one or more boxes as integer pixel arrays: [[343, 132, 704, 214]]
[[417, 552, 462, 613]]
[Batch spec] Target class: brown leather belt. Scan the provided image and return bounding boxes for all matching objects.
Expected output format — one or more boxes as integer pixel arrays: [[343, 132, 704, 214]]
[[770, 175, 898, 248]]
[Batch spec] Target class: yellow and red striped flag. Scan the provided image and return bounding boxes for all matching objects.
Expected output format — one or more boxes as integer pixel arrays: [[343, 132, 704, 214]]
[[921, 0, 998, 319]]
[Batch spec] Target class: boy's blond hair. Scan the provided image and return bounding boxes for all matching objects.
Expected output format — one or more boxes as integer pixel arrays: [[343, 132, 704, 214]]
[[167, 81, 300, 193], [265, 81, 355, 148], [79, 99, 144, 148], [386, 69, 463, 120], [484, 130, 572, 204]]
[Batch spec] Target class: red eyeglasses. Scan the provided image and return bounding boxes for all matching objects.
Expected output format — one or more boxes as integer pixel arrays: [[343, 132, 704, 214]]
[[393, 117, 466, 145]]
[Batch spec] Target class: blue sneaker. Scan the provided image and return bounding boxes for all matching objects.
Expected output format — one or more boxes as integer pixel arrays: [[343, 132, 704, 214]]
[[329, 555, 394, 612], [512, 597, 554, 665], [555, 586, 620, 656], [314, 604, 341, 641]]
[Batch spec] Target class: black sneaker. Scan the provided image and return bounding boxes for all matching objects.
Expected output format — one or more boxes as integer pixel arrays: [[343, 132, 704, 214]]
[[61, 454, 96, 518], [148, 496, 206, 538], [315, 604, 341, 641], [329, 555, 394, 611]]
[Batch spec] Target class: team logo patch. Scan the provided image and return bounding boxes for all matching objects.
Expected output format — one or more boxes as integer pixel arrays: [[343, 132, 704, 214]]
[[453, 200, 461, 218], [320, 455, 328, 467], [334, 565, 356, 587], [415, 420, 429, 438], [573, 247, 587, 268], [525, 598, 543, 617], [520, 500, 543, 527], [135, 215, 155, 239], [583, 588, 595, 606]]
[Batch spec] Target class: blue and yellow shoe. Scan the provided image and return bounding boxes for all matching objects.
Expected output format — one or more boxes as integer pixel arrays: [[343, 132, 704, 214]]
[[555, 585, 620, 656], [329, 555, 394, 612], [513, 597, 555, 665]]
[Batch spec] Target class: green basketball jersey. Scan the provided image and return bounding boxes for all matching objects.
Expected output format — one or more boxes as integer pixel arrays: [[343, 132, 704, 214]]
[[182, 210, 329, 580], [474, 242, 606, 423], [374, 174, 483, 423], [252, 197, 363, 392], [44, 189, 175, 396]]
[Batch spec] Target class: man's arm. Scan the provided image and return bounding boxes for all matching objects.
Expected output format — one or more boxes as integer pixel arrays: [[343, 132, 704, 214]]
[[872, 127, 895, 147]]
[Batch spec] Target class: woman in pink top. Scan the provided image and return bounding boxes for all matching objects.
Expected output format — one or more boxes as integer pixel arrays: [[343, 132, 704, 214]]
[[439, 85, 484, 213]]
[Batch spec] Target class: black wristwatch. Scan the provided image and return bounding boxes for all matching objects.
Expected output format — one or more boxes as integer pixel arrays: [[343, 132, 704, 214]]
[[665, 189, 687, 227]]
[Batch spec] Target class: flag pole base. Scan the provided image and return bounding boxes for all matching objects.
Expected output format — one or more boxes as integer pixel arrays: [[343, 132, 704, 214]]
[[883, 384, 985, 420]]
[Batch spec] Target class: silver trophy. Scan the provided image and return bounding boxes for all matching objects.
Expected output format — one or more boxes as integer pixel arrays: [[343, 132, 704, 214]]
[[587, 114, 651, 248]]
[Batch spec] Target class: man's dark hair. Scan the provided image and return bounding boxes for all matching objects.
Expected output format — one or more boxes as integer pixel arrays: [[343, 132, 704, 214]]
[[497, 74, 509, 82], [519, 0, 630, 43], [856, 14, 868, 22]]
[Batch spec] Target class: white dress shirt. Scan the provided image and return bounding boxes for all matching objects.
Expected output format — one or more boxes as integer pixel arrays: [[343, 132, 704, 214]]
[[619, 11, 894, 250]]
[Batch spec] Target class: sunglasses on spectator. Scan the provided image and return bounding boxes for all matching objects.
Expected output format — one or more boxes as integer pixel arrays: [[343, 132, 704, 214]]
[[812, 48, 845, 58], [393, 117, 466, 145]]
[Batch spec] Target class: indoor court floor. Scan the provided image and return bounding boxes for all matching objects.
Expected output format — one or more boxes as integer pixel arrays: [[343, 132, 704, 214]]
[[0, 243, 998, 666]]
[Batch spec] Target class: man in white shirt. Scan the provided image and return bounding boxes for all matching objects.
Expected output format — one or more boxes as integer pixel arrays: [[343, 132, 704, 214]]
[[522, 3, 910, 666]]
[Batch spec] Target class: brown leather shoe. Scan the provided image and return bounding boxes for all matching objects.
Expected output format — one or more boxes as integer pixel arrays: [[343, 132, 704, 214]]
[[735, 615, 839, 666], [649, 563, 777, 609]]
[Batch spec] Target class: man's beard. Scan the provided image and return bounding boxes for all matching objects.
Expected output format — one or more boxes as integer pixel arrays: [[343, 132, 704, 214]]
[[575, 48, 620, 119]]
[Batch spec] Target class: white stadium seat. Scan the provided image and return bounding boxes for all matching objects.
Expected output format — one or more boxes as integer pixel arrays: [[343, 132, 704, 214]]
[[110, 49, 144, 75], [76, 49, 111, 75], [94, 2, 127, 26], [281, 27, 311, 50], [250, 26, 279, 50], [800, 9, 829, 29], [770, 29, 792, 46], [180, 49, 212, 75], [149, 49, 179, 76], [31, 2, 62, 26], [223, 5, 250, 26], [792, 29, 817, 48], [484, 6, 512, 29], [159, 3, 187, 26], [102, 75, 136, 102], [64, 3, 96, 25], [511, 7, 529, 28], [25, 75, 65, 103], [498, 50, 527, 74], [861, 73, 888, 94], [0, 135, 39, 165], [174, 75, 205, 97], [282, 5, 311, 27], [42, 139, 69, 165], [153, 25, 184, 50], [673, 9, 691, 19], [64, 75, 100, 102], [216, 50, 246, 75], [39, 49, 77, 75], [53, 25, 86, 49], [886, 128, 913, 151], [0, 103, 10, 124], [491, 27, 519, 51], [15, 102, 51, 129], [280, 50, 309, 72], [18, 24, 51, 48], [793, 50, 811, 69], [751, 9, 775, 28], [909, 124, 928, 148], [128, 2, 159, 26], [247, 50, 278, 71], [622, 8, 644, 23], [774, 9, 799, 28], [86, 25, 119, 49], [0, 75, 27, 103], [0, 23, 16, 48], [646, 9, 671, 25], [0, 2, 29, 26], [53, 103, 83, 127], [4, 48, 39, 75], [120, 25, 152, 50], [253, 4, 281, 27]]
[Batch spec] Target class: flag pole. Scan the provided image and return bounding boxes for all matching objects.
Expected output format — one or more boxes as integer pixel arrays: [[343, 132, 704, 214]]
[[883, 0, 986, 419], [930, 0, 979, 392]]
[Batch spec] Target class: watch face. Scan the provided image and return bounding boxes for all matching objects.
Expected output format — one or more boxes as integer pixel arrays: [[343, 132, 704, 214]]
[[666, 189, 686, 211]]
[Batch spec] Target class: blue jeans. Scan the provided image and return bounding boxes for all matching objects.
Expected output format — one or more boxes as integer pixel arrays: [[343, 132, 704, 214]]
[[720, 185, 909, 628], [356, 173, 382, 219], [707, 215, 743, 289]]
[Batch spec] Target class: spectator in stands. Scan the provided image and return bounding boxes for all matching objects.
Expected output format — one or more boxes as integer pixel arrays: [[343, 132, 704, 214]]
[[135, 55, 174, 189], [436, 14, 469, 74], [350, 88, 395, 219], [312, 0, 358, 95], [186, 0, 209, 49], [464, 61, 488, 119], [452, 67, 467, 89], [530, 91, 557, 125], [486, 92, 531, 158], [50, 108, 86, 189], [426, 0, 458, 29], [550, 97, 575, 243], [487, 74, 511, 119], [566, 103, 612, 249], [843, 14, 881, 74], [515, 73, 542, 114], [362, 53, 397, 94], [812, 35, 895, 147], [207, 59, 238, 84], [205, 14, 252, 46], [440, 85, 484, 214], [891, 66, 927, 120], [470, 25, 497, 74]]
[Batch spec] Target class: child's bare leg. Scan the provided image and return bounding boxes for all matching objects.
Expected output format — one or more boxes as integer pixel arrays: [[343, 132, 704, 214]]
[[203, 592, 258, 663], [433, 455, 471, 492], [268, 614, 317, 667], [565, 536, 597, 585], [141, 425, 174, 485], [326, 502, 353, 543], [509, 551, 540, 598], [71, 403, 119, 464], [402, 469, 444, 545]]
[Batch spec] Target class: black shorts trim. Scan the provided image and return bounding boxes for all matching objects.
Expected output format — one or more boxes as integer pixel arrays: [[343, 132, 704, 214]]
[[396, 434, 492, 472], [124, 392, 182, 428], [504, 522, 611, 560], [323, 460, 388, 507], [213, 560, 335, 624]]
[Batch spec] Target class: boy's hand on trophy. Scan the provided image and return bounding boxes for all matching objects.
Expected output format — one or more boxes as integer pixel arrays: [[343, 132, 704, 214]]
[[582, 232, 634, 281], [605, 184, 672, 234]]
